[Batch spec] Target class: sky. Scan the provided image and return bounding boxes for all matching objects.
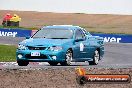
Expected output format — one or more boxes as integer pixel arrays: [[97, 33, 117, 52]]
[[1, 0, 132, 15]]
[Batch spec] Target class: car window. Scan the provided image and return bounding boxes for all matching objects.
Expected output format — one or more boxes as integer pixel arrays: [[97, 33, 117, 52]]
[[82, 28, 92, 36], [82, 28, 87, 34], [32, 28, 73, 39], [75, 29, 85, 40]]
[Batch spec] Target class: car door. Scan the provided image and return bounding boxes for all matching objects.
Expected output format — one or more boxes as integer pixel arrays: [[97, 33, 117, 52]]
[[82, 30, 96, 58], [73, 29, 89, 60], [86, 36, 96, 58]]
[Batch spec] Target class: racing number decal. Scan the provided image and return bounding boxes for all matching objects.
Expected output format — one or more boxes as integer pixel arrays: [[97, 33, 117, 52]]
[[80, 42, 84, 51]]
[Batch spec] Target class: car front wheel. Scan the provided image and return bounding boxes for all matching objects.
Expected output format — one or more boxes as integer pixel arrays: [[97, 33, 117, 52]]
[[89, 50, 100, 65], [60, 49, 73, 66], [17, 61, 29, 66], [48, 62, 58, 66]]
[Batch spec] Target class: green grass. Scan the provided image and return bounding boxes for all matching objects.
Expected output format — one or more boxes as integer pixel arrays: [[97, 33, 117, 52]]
[[0, 25, 38, 30], [0, 45, 17, 62], [79, 25, 132, 34]]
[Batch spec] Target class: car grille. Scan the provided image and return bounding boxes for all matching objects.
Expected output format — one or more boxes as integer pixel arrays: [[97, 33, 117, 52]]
[[28, 46, 46, 50], [25, 54, 47, 59]]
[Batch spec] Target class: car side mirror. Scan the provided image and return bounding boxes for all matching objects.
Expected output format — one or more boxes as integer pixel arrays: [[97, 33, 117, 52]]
[[26, 36, 30, 39], [75, 38, 84, 42]]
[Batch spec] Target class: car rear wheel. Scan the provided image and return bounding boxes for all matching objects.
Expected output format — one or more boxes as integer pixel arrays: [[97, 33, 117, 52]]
[[48, 62, 58, 66], [60, 49, 73, 66], [17, 61, 29, 66], [89, 50, 100, 65]]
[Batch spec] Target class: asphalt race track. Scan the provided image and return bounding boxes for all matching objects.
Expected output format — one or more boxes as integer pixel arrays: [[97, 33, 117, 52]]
[[0, 36, 132, 69]]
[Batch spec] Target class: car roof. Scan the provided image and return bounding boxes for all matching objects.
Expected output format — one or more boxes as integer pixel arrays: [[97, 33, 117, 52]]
[[42, 25, 82, 30]]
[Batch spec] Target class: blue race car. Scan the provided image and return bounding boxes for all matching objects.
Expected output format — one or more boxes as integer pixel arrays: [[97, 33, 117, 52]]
[[16, 25, 104, 66]]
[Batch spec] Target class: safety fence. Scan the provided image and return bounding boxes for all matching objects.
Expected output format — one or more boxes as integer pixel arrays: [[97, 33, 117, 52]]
[[0, 28, 31, 37], [0, 28, 132, 43], [92, 33, 132, 43]]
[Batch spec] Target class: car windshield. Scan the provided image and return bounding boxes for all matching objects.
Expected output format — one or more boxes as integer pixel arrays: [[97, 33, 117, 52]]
[[32, 28, 73, 39]]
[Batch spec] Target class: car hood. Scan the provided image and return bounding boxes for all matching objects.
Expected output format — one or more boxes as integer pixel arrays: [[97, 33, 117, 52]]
[[19, 38, 74, 47]]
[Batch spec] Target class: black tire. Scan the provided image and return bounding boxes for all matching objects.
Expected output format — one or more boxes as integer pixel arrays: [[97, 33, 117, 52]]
[[60, 49, 73, 66], [76, 76, 87, 85], [2, 21, 6, 26], [7, 21, 11, 26], [89, 50, 100, 65], [48, 62, 58, 66], [17, 61, 29, 66]]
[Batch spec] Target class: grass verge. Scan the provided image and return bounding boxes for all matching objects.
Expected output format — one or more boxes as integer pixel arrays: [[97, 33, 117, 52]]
[[0, 25, 132, 34], [0, 45, 17, 62], [0, 25, 38, 30]]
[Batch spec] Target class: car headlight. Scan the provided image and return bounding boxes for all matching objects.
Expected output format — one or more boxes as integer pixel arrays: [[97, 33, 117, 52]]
[[18, 44, 26, 50], [48, 46, 62, 51]]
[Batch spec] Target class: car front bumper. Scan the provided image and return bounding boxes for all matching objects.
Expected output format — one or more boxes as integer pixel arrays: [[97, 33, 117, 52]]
[[16, 49, 66, 62]]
